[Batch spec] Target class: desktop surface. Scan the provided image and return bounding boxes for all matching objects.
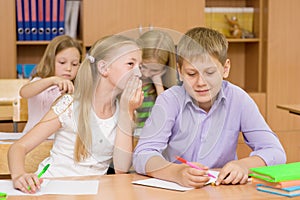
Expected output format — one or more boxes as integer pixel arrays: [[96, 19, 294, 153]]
[[5, 173, 300, 200]]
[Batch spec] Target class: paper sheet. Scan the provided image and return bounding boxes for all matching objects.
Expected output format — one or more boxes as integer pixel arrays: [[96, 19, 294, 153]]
[[132, 170, 219, 191], [0, 179, 99, 196]]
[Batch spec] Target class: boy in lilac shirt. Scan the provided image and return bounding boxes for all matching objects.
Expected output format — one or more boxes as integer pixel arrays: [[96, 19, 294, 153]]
[[133, 27, 286, 188]]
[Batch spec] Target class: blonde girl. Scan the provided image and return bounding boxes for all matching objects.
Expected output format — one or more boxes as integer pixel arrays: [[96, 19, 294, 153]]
[[9, 35, 143, 193], [135, 30, 177, 129], [20, 35, 82, 133]]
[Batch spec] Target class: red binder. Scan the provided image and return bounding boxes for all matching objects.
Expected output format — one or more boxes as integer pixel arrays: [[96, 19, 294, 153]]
[[51, 0, 58, 39], [58, 0, 65, 35], [30, 0, 38, 40], [23, 0, 31, 40], [45, 0, 51, 40], [37, 0, 45, 40]]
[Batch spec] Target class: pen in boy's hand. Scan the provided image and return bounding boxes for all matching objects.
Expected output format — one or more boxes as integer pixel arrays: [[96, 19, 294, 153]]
[[176, 156, 216, 178], [28, 164, 50, 191]]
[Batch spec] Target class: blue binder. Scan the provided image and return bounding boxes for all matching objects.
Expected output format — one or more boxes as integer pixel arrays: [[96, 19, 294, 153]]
[[37, 0, 45, 40], [23, 64, 36, 78], [30, 0, 38, 40], [16, 0, 25, 41], [16, 64, 23, 78], [44, 0, 52, 40], [23, 0, 31, 40], [58, 0, 65, 35], [51, 0, 58, 39]]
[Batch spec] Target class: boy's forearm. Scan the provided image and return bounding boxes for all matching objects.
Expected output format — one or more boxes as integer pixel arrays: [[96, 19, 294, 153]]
[[145, 156, 183, 183], [239, 156, 266, 173]]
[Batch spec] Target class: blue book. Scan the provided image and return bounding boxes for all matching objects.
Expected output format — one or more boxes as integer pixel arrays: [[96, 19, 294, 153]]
[[16, 0, 25, 41], [16, 64, 23, 78], [23, 64, 36, 78], [256, 184, 300, 197]]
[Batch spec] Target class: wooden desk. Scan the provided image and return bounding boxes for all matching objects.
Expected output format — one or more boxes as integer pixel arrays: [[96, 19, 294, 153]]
[[277, 104, 300, 115], [0, 79, 29, 132], [5, 174, 300, 199], [0, 139, 53, 176]]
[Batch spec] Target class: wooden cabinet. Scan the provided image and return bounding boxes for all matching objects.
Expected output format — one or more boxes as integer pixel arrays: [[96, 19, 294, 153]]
[[82, 0, 205, 46], [266, 0, 300, 162], [0, 1, 16, 78]]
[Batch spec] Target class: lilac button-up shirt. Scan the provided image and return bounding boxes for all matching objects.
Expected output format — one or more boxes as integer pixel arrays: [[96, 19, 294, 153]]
[[133, 81, 286, 174]]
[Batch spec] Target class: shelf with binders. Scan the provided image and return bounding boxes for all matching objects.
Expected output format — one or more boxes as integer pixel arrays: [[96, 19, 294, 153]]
[[15, 0, 81, 42], [15, 0, 83, 77], [16, 40, 83, 45]]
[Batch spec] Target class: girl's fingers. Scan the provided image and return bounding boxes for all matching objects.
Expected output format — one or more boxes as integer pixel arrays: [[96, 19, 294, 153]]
[[15, 174, 41, 194]]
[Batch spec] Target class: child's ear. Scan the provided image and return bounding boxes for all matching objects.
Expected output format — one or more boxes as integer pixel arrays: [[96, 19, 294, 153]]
[[223, 59, 231, 78], [177, 63, 183, 82], [97, 60, 107, 77]]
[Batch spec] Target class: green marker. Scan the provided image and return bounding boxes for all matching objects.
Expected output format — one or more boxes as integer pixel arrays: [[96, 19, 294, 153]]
[[28, 164, 50, 190], [37, 164, 50, 178], [0, 192, 6, 197], [0, 192, 7, 200], [0, 192, 6, 196]]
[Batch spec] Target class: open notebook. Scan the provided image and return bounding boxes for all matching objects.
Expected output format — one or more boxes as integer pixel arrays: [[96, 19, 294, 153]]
[[0, 179, 99, 196], [132, 170, 219, 191]]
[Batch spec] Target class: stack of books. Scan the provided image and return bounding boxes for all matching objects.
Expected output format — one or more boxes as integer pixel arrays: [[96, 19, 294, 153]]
[[250, 162, 300, 197]]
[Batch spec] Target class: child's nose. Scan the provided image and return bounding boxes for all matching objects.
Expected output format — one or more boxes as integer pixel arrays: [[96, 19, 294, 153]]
[[66, 64, 72, 71], [197, 74, 206, 85], [133, 65, 142, 77]]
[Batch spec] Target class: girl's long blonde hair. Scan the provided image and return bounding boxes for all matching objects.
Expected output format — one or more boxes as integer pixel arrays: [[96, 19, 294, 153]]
[[138, 30, 177, 88], [32, 35, 82, 78], [73, 35, 139, 162]]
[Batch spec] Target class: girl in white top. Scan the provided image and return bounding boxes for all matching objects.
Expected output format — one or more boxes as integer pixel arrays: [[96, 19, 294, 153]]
[[8, 35, 144, 194], [20, 35, 82, 134]]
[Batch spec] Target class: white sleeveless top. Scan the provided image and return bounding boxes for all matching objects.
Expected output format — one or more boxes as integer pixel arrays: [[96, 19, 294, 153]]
[[36, 94, 119, 177]]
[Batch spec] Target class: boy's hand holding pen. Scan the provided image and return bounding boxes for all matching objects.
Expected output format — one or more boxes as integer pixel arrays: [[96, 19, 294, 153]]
[[176, 156, 216, 178]]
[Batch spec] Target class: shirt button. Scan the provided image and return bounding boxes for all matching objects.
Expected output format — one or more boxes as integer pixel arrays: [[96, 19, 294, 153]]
[[99, 139, 103, 143]]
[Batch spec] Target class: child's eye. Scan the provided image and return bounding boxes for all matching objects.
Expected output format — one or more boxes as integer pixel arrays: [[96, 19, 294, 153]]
[[206, 71, 216, 75], [128, 62, 134, 67], [187, 73, 196, 76], [151, 70, 160, 73]]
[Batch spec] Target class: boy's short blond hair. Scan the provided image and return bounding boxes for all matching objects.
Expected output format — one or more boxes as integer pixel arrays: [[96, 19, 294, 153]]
[[177, 27, 228, 69]]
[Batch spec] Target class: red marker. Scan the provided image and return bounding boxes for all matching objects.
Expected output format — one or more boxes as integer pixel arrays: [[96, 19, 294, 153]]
[[176, 156, 216, 178]]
